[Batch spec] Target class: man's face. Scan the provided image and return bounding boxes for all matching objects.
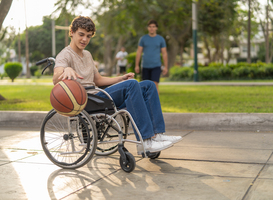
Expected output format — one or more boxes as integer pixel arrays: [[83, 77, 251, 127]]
[[70, 28, 93, 50], [147, 24, 158, 35]]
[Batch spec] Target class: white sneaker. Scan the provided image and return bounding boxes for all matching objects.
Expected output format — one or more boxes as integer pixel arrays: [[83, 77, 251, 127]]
[[137, 138, 173, 155], [153, 133, 183, 144]]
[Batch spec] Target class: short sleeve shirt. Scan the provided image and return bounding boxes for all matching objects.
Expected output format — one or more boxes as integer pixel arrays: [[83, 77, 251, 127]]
[[55, 45, 98, 93], [138, 34, 166, 68], [116, 51, 128, 66]]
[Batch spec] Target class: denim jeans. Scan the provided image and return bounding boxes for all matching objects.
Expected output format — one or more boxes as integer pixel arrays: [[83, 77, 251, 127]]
[[95, 79, 165, 140]]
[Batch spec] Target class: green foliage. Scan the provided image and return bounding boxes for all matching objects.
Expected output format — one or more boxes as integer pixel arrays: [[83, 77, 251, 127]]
[[126, 52, 137, 73], [0, 72, 7, 79], [169, 62, 273, 81], [30, 66, 39, 76], [34, 70, 42, 79], [169, 66, 193, 81], [199, 67, 219, 81], [4, 62, 23, 82]]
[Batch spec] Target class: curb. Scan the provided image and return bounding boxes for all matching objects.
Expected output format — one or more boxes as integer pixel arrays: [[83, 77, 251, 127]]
[[1, 111, 273, 131]]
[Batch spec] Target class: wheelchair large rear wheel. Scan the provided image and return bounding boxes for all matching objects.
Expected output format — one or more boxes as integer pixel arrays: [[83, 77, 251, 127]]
[[95, 113, 128, 156], [40, 109, 97, 169]]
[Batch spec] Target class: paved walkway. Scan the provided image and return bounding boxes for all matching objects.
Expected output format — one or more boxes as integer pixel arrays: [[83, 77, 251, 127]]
[[0, 127, 272, 200]]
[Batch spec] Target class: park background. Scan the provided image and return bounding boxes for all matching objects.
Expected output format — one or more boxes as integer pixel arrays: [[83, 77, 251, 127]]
[[1, 0, 273, 113]]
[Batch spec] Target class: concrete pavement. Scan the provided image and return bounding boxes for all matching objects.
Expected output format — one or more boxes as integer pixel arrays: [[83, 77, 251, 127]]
[[0, 126, 272, 200]]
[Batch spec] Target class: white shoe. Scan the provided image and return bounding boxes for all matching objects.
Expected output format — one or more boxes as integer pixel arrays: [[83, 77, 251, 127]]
[[153, 133, 183, 144], [137, 138, 173, 155]]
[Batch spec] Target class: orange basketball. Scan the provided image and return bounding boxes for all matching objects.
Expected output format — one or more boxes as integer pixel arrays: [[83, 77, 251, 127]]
[[50, 79, 87, 116]]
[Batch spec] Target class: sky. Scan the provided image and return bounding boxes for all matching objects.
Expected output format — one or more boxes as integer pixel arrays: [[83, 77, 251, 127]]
[[3, 0, 100, 33], [2, 0, 270, 33]]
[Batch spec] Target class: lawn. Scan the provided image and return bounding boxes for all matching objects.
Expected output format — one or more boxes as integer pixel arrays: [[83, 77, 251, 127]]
[[159, 85, 273, 113], [1, 81, 273, 113]]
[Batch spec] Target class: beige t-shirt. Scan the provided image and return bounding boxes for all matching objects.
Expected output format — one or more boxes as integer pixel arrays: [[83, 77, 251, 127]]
[[55, 45, 98, 94]]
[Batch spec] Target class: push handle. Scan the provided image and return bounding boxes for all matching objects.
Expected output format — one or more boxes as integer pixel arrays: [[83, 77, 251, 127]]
[[36, 58, 48, 66], [36, 57, 55, 75]]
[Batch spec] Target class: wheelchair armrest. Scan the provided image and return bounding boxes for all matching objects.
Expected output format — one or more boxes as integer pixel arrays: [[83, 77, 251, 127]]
[[88, 95, 105, 106], [85, 86, 95, 90]]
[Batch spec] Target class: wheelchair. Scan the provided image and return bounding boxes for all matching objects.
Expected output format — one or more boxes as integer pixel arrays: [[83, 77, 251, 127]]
[[36, 57, 161, 173]]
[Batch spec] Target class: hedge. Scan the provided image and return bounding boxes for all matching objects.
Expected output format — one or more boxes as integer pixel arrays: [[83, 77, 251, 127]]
[[169, 62, 273, 81], [4, 62, 23, 82]]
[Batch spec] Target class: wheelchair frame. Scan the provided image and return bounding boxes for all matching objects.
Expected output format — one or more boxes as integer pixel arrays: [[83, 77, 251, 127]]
[[36, 57, 160, 173]]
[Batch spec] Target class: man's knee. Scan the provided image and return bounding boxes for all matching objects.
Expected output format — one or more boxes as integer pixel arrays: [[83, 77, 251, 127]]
[[140, 80, 156, 88]]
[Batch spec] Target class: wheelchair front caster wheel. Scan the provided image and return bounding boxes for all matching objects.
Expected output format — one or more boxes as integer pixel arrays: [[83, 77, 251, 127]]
[[119, 152, 135, 173], [148, 151, 161, 159]]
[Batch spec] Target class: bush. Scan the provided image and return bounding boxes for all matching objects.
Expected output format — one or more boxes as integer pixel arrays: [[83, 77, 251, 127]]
[[169, 66, 193, 81], [30, 65, 39, 76], [4, 62, 23, 82], [218, 66, 232, 79], [169, 62, 273, 81], [0, 72, 7, 80], [199, 67, 219, 81], [126, 52, 142, 79], [34, 70, 42, 78]]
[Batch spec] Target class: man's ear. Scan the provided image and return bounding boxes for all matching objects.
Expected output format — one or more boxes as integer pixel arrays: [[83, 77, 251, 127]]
[[70, 30, 74, 37]]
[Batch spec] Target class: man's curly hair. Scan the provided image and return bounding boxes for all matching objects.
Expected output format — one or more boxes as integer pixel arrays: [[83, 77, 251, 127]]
[[69, 16, 96, 37]]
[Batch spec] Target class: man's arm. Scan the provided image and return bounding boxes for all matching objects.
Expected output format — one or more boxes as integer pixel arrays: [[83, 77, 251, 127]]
[[52, 67, 83, 85], [94, 72, 135, 87], [135, 46, 143, 74], [161, 47, 168, 75]]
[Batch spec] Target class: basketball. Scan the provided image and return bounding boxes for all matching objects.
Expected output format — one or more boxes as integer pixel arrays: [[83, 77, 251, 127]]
[[50, 79, 87, 116]]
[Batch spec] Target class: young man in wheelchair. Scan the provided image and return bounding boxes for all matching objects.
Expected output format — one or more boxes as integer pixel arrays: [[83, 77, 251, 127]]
[[52, 16, 182, 154]]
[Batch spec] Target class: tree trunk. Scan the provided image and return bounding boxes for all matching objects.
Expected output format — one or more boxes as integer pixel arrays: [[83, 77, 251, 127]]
[[25, 27, 31, 78], [103, 35, 113, 76], [0, 94, 6, 100], [65, 18, 69, 47], [167, 37, 179, 72], [247, 0, 251, 63], [203, 36, 211, 63], [111, 35, 126, 73], [212, 36, 220, 62], [0, 0, 13, 30], [180, 43, 184, 66]]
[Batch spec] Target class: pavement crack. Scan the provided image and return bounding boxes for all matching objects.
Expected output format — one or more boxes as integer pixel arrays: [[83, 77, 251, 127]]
[[241, 151, 273, 200]]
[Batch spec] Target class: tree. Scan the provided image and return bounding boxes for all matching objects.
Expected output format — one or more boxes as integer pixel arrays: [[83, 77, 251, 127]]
[[0, 0, 13, 99], [4, 62, 22, 82], [0, 0, 13, 30], [53, 0, 91, 46], [198, 0, 238, 63], [96, 0, 193, 75]]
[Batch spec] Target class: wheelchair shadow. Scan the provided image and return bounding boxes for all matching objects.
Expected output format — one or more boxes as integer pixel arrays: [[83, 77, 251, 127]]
[[46, 155, 230, 200]]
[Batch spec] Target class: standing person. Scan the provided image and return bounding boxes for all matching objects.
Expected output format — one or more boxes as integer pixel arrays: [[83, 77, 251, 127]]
[[116, 47, 128, 75], [135, 20, 168, 93], [53, 16, 182, 155]]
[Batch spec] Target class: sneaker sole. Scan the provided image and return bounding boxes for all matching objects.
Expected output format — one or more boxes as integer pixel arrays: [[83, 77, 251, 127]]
[[171, 137, 183, 144], [137, 142, 173, 155]]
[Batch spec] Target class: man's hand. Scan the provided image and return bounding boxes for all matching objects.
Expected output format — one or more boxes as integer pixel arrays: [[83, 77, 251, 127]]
[[162, 67, 168, 76], [135, 66, 140, 74], [58, 67, 83, 80], [122, 72, 135, 80]]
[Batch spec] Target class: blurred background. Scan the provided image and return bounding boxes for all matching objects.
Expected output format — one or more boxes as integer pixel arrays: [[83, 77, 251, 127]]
[[0, 0, 272, 80]]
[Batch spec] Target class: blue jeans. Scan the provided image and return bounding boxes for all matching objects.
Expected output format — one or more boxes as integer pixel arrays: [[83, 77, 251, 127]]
[[96, 79, 165, 140]]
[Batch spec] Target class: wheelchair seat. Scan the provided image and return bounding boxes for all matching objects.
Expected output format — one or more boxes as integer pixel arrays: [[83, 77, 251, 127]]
[[84, 94, 115, 114]]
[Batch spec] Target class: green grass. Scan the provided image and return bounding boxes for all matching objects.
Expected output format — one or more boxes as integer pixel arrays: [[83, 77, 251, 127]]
[[1, 80, 273, 113], [159, 85, 273, 113], [0, 85, 53, 111]]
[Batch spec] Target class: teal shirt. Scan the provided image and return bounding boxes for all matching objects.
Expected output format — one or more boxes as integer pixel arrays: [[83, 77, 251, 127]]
[[139, 34, 166, 68]]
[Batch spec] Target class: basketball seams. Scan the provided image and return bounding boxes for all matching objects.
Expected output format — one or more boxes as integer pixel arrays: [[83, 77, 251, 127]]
[[74, 81, 85, 104], [51, 80, 88, 116], [60, 81, 84, 111], [51, 92, 73, 112]]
